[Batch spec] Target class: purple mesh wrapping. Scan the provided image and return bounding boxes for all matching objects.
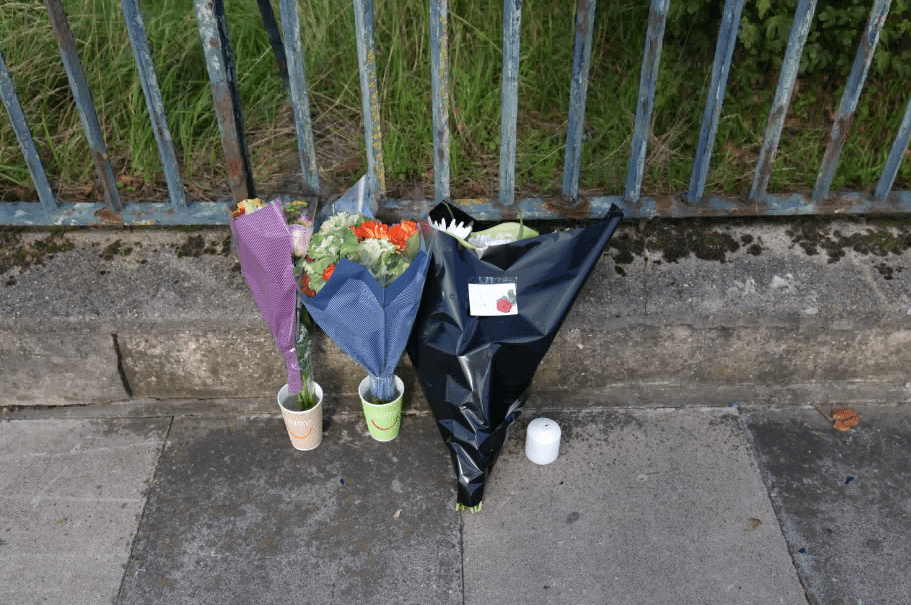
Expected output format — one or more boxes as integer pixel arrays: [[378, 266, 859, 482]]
[[231, 200, 302, 393]]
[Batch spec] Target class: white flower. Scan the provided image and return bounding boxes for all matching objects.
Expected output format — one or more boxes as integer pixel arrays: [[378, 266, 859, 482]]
[[359, 237, 396, 270], [313, 233, 341, 257], [468, 232, 516, 248], [321, 211, 361, 233], [430, 217, 472, 240]]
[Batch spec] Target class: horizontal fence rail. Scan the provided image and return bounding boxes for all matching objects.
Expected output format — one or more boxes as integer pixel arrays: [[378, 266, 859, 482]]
[[2, 0, 911, 226]]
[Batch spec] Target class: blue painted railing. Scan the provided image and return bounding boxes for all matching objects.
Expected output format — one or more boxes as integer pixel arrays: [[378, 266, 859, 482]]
[[624, 0, 668, 205], [1, 0, 910, 226], [685, 0, 745, 204]]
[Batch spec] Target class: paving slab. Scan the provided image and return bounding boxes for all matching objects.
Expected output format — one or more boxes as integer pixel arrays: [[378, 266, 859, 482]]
[[741, 404, 911, 605], [462, 408, 808, 605], [0, 417, 169, 605], [116, 412, 461, 605]]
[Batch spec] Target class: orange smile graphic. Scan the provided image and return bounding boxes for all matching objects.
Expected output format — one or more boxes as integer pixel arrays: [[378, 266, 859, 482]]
[[287, 426, 313, 440], [371, 418, 399, 431]]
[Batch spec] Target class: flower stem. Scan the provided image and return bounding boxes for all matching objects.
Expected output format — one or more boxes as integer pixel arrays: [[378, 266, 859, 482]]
[[456, 502, 483, 513], [295, 304, 317, 411]]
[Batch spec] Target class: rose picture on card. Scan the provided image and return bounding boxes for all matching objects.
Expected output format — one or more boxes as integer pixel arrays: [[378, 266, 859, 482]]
[[468, 282, 518, 316]]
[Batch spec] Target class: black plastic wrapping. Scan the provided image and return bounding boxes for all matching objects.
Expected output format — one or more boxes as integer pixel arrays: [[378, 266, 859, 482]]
[[406, 202, 624, 508]]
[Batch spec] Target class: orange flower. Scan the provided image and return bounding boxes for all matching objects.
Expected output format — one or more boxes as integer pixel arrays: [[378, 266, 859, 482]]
[[300, 273, 315, 297], [351, 220, 389, 241], [388, 221, 419, 251], [322, 263, 336, 282]]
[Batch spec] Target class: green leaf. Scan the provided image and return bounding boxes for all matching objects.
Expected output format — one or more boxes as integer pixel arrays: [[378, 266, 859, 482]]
[[309, 274, 327, 292], [338, 231, 360, 258], [308, 257, 333, 277], [739, 21, 757, 51], [404, 230, 421, 260], [471, 222, 540, 243], [757, 0, 771, 19]]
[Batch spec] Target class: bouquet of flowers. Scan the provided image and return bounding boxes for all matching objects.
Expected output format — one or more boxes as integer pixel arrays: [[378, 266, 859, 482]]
[[231, 196, 318, 411], [299, 212, 422, 299], [297, 181, 430, 440], [407, 202, 624, 511]]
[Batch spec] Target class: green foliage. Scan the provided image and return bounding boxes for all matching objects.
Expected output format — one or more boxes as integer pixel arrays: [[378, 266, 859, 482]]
[[668, 0, 911, 80], [1, 0, 908, 203]]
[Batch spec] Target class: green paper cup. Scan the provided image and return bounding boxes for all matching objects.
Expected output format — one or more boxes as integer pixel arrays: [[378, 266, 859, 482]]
[[358, 376, 404, 441]]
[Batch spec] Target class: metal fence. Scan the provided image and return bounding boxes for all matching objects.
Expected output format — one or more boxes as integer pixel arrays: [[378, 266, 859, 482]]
[[1, 0, 910, 226]]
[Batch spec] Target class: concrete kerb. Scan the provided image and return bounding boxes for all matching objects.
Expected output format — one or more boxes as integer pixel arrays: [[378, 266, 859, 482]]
[[2, 218, 910, 409]]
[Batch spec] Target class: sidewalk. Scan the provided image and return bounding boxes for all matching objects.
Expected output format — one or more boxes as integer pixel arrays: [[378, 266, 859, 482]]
[[3, 401, 910, 604]]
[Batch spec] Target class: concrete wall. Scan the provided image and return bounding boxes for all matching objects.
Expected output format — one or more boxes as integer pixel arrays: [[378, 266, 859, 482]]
[[2, 217, 909, 409]]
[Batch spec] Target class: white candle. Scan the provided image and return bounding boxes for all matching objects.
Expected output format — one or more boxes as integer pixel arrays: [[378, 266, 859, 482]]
[[525, 417, 561, 465]]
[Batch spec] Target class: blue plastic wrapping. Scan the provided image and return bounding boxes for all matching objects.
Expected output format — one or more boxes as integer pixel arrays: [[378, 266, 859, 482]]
[[299, 176, 430, 402]]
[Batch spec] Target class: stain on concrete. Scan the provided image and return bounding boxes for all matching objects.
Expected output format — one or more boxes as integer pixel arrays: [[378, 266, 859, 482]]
[[786, 217, 911, 262], [0, 227, 75, 281], [608, 220, 748, 276], [174, 231, 233, 258], [607, 219, 743, 269], [99, 239, 134, 260], [175, 235, 207, 258], [600, 216, 910, 278]]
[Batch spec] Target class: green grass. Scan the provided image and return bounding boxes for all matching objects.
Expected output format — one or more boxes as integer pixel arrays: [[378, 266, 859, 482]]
[[1, 0, 909, 204]]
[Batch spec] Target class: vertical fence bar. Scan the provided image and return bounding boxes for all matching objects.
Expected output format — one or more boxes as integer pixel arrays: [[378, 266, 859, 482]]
[[0, 45, 57, 212], [44, 0, 122, 211], [279, 0, 320, 195], [685, 0, 745, 203], [561, 0, 596, 201], [813, 0, 891, 202], [874, 94, 911, 200], [749, 0, 817, 202], [121, 0, 186, 209], [193, 0, 255, 203], [430, 0, 451, 204], [499, 0, 522, 207], [353, 0, 386, 205], [257, 0, 290, 91], [623, 0, 668, 203]]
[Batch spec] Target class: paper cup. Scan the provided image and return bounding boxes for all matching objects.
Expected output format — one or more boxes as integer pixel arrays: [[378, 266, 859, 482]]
[[358, 376, 404, 441], [278, 382, 323, 451]]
